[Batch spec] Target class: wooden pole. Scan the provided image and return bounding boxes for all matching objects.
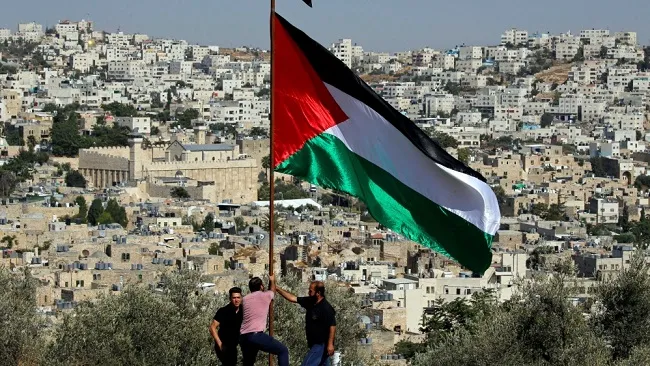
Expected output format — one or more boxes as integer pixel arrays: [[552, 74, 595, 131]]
[[268, 1, 276, 365]]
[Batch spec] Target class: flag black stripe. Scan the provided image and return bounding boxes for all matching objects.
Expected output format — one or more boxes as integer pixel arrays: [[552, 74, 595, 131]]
[[275, 13, 486, 182], [302, 0, 313, 7]]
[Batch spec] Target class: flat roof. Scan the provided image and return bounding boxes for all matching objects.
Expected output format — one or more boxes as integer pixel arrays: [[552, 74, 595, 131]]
[[383, 278, 418, 285], [182, 144, 235, 152]]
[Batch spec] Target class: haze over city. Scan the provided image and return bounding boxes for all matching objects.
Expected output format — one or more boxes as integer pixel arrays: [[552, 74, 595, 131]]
[[1, 0, 650, 51]]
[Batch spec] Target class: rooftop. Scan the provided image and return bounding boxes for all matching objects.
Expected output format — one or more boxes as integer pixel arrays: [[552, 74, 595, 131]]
[[182, 144, 235, 152]]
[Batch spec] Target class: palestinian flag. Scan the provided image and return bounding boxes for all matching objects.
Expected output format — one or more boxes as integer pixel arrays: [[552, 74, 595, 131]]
[[271, 13, 501, 273]]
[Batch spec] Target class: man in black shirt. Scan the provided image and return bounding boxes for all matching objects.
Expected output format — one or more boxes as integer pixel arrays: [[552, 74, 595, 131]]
[[209, 287, 243, 366], [276, 281, 336, 366]]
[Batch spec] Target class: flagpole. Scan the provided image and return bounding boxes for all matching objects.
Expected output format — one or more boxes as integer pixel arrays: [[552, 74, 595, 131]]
[[268, 0, 276, 366]]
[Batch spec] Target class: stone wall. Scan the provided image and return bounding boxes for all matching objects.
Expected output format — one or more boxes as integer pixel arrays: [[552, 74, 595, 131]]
[[143, 159, 258, 203], [49, 157, 80, 170], [81, 146, 131, 160], [78, 149, 130, 188], [146, 182, 216, 202]]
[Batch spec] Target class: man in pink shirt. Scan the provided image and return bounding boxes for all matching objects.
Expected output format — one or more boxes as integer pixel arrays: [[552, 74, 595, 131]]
[[239, 275, 289, 366]]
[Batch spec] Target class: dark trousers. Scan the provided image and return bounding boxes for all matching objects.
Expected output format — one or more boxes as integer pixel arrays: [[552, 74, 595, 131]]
[[240, 332, 289, 366], [215, 342, 238, 366]]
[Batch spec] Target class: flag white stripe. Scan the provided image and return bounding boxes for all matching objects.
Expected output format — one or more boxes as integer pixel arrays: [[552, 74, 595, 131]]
[[322, 83, 500, 235]]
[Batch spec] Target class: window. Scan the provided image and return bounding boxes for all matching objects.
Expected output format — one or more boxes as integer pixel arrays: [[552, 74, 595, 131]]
[[121, 253, 131, 262], [76, 280, 85, 287], [456, 288, 461, 295], [93, 274, 102, 281]]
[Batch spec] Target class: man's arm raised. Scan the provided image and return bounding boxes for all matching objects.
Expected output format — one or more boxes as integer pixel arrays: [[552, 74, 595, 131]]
[[275, 286, 298, 303], [268, 273, 276, 293]]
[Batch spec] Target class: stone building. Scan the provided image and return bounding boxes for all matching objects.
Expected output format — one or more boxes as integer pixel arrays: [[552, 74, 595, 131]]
[[78, 130, 258, 203]]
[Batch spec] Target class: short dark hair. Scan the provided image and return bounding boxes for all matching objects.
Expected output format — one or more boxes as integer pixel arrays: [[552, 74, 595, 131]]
[[249, 277, 263, 292], [311, 281, 325, 297], [229, 287, 242, 297]]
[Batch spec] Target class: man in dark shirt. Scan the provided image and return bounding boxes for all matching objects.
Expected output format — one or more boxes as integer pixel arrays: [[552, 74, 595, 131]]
[[276, 281, 336, 366], [209, 287, 243, 366]]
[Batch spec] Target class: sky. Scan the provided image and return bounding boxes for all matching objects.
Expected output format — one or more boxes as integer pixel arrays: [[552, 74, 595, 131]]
[[1, 0, 649, 52]]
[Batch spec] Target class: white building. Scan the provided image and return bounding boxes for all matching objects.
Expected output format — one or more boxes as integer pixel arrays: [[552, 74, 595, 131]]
[[169, 61, 193, 75], [18, 22, 43, 34], [589, 141, 620, 158], [107, 60, 147, 80], [424, 94, 455, 115], [555, 38, 581, 60], [106, 32, 131, 47], [579, 29, 610, 44], [501, 28, 528, 46], [0, 28, 11, 41], [614, 31, 637, 46], [115, 117, 151, 134], [459, 46, 482, 60], [71, 53, 96, 73], [330, 39, 352, 68], [55, 21, 78, 34]]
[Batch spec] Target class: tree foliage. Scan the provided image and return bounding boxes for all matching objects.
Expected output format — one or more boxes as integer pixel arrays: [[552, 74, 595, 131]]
[[65, 170, 87, 188], [170, 187, 190, 199], [101, 102, 140, 117], [412, 277, 610, 366], [249, 127, 268, 138], [1, 150, 49, 184], [75, 196, 88, 223], [426, 130, 459, 149], [257, 180, 309, 201], [593, 253, 650, 360], [176, 108, 200, 129], [634, 175, 650, 190], [87, 198, 104, 226], [273, 275, 367, 366], [202, 213, 215, 233], [0, 268, 46, 366], [457, 148, 470, 164], [261, 212, 285, 234], [46, 271, 221, 366], [541, 113, 555, 128], [105, 198, 128, 228], [590, 157, 608, 178], [234, 216, 246, 232]]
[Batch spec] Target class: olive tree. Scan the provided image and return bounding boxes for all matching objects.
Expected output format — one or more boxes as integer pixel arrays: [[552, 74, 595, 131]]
[[412, 276, 610, 366], [45, 271, 225, 366], [593, 252, 650, 361], [0, 268, 47, 366], [273, 275, 368, 366]]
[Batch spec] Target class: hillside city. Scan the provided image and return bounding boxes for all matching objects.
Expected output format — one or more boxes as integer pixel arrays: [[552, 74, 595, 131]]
[[2, 18, 650, 366]]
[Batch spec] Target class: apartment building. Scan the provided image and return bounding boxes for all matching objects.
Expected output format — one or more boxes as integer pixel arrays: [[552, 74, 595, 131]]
[[501, 28, 528, 46]]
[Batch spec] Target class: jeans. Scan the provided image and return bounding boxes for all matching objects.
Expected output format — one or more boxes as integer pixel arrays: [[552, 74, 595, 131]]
[[214, 342, 238, 366], [240, 332, 289, 366], [301, 344, 330, 366]]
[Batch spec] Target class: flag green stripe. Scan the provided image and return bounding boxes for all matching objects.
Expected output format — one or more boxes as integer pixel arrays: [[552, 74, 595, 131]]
[[276, 132, 494, 273]]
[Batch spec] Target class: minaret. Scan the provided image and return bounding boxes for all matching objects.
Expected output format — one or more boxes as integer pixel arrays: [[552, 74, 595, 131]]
[[128, 133, 143, 181], [194, 125, 207, 145]]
